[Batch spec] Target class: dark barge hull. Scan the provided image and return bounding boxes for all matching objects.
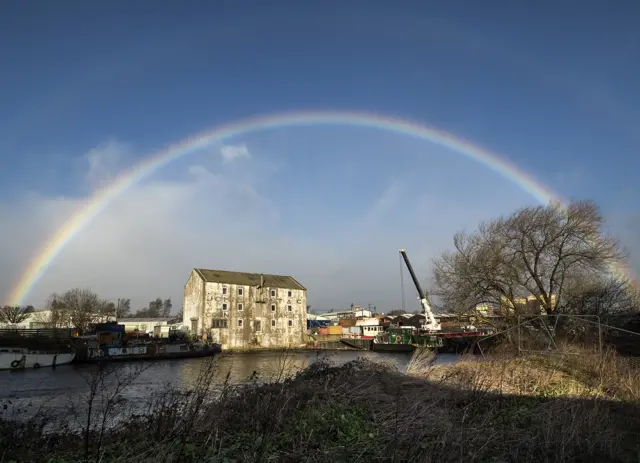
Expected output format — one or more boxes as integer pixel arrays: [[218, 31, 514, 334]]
[[371, 336, 487, 354], [76, 345, 222, 364], [439, 337, 477, 354], [371, 342, 415, 353], [339, 339, 373, 350]]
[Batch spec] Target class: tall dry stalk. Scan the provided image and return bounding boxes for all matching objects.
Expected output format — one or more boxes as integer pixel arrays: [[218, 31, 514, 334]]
[[406, 346, 437, 377]]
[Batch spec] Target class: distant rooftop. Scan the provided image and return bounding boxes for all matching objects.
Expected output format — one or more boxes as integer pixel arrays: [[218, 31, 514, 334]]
[[117, 317, 178, 323], [193, 268, 306, 291]]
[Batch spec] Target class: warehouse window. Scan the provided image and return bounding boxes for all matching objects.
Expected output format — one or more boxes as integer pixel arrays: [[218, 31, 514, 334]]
[[212, 319, 228, 329], [288, 290, 292, 297], [238, 319, 243, 327], [271, 290, 276, 297], [222, 287, 227, 295], [222, 303, 228, 311], [254, 320, 261, 332], [287, 305, 292, 312], [238, 288, 243, 296], [271, 319, 276, 327], [271, 304, 276, 312], [237, 303, 243, 312], [288, 320, 293, 327]]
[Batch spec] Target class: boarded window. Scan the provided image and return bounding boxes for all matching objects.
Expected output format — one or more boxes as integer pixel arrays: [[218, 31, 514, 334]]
[[212, 319, 228, 329]]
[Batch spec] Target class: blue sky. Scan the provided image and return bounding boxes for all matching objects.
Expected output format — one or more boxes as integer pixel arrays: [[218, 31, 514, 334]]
[[0, 1, 638, 311]]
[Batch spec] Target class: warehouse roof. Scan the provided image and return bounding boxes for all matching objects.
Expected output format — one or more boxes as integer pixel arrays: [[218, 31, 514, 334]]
[[193, 268, 306, 291], [117, 317, 178, 323]]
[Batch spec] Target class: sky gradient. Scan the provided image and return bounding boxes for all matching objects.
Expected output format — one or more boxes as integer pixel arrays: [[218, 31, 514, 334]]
[[0, 1, 638, 313]]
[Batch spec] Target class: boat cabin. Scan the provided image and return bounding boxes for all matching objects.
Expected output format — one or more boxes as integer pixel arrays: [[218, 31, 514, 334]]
[[95, 322, 125, 346], [375, 326, 415, 344]]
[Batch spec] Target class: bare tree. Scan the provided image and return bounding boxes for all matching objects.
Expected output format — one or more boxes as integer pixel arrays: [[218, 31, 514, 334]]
[[31, 293, 72, 328], [433, 200, 628, 321], [104, 298, 131, 319], [162, 298, 172, 317], [562, 276, 639, 319], [0, 305, 34, 325], [58, 288, 109, 333]]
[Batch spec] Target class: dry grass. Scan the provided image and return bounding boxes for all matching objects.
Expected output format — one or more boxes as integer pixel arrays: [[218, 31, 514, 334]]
[[405, 346, 437, 376], [415, 346, 640, 402], [1, 349, 639, 462]]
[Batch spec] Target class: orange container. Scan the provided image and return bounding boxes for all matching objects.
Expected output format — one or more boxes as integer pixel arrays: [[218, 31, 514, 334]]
[[327, 325, 343, 335]]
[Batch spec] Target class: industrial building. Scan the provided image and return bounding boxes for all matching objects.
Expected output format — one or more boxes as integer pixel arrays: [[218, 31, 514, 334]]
[[117, 317, 182, 337], [183, 268, 307, 349]]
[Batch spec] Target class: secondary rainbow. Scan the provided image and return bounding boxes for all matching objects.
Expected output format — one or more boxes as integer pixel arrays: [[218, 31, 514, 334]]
[[5, 109, 629, 306]]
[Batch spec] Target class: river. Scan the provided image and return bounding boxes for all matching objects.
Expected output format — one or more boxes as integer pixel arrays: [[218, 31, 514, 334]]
[[0, 350, 457, 423]]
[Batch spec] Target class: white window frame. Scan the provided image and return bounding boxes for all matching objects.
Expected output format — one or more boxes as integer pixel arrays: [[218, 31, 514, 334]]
[[271, 304, 276, 312], [271, 319, 276, 327], [238, 287, 243, 296], [222, 287, 228, 295], [238, 319, 243, 327], [271, 289, 276, 297], [237, 303, 243, 312], [222, 303, 228, 311]]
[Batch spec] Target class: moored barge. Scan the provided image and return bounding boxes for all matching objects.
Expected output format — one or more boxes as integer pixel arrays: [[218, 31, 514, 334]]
[[75, 322, 221, 364], [1, 347, 75, 370]]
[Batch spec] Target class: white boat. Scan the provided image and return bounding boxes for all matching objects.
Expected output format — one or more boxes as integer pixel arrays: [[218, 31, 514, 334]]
[[0, 347, 75, 371]]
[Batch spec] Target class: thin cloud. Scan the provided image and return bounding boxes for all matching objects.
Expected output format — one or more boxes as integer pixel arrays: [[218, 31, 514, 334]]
[[82, 139, 130, 190], [365, 180, 405, 224], [2, 137, 636, 312], [220, 144, 251, 163]]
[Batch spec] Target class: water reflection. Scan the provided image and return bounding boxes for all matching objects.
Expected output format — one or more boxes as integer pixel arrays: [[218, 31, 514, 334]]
[[0, 350, 457, 419]]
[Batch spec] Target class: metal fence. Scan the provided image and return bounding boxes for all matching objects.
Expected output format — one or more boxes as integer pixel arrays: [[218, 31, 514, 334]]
[[516, 314, 603, 355], [0, 328, 76, 339]]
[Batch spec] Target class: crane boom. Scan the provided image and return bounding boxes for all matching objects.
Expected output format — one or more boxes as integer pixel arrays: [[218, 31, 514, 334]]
[[399, 249, 441, 332]]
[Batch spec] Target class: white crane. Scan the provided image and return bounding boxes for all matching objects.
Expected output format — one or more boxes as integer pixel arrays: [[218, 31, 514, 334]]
[[399, 249, 442, 333]]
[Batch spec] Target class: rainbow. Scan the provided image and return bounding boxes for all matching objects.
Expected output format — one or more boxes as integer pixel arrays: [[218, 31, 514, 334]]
[[5, 109, 633, 306]]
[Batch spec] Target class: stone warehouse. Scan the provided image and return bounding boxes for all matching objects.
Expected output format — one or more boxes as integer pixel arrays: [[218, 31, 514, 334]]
[[183, 268, 308, 349]]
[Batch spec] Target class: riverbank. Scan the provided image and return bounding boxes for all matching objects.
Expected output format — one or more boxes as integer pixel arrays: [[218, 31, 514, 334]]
[[415, 346, 640, 402], [224, 344, 353, 353], [1, 348, 639, 462]]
